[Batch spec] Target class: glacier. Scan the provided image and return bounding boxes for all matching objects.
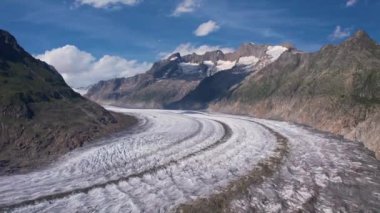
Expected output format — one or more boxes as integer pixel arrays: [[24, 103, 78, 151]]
[[0, 107, 378, 212]]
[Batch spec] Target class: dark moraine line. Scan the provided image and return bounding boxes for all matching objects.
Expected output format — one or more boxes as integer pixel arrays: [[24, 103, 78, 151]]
[[0, 120, 232, 212], [177, 120, 289, 213]]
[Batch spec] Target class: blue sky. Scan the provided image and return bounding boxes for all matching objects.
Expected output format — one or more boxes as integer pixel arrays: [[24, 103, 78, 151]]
[[1, 0, 379, 87]]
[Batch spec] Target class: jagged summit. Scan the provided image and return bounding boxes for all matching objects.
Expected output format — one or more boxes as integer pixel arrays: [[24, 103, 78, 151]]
[[342, 29, 377, 49], [354, 30, 370, 39], [348, 30, 374, 43], [0, 29, 29, 61], [319, 30, 377, 53], [168, 52, 181, 61], [230, 43, 270, 60], [0, 29, 17, 45]]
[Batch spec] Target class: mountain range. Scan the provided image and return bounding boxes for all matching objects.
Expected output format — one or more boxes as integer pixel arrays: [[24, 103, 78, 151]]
[[86, 30, 380, 159], [0, 30, 136, 174], [85, 43, 290, 108]]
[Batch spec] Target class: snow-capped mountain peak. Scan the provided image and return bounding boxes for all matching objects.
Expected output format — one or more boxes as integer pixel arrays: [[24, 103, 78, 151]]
[[158, 43, 289, 79]]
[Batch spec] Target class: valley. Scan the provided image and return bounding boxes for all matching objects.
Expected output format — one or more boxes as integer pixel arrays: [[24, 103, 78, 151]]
[[1, 1, 379, 211], [0, 107, 378, 212]]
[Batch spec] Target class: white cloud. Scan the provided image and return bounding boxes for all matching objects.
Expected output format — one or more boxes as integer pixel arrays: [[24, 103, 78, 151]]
[[35, 45, 152, 87], [194, 20, 220, 37], [160, 43, 234, 58], [346, 0, 358, 7], [172, 0, 199, 16], [75, 0, 141, 8], [329, 26, 351, 40]]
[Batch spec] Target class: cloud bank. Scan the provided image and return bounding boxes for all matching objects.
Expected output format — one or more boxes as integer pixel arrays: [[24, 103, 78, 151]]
[[194, 20, 220, 37], [75, 0, 141, 8], [35, 45, 151, 88]]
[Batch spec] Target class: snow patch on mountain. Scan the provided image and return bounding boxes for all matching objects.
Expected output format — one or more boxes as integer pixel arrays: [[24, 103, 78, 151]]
[[216, 60, 236, 71], [170, 56, 179, 61], [266, 46, 288, 62], [203, 60, 214, 67], [237, 56, 259, 66]]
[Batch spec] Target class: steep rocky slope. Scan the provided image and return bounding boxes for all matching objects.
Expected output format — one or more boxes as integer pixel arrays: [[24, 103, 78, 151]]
[[166, 68, 249, 109], [0, 30, 136, 174], [86, 43, 288, 108], [86, 73, 200, 109], [212, 30, 380, 158]]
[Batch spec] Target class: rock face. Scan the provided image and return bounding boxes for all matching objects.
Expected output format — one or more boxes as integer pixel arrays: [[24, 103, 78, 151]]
[[87, 74, 200, 109], [212, 30, 380, 159], [86, 43, 288, 108], [0, 29, 136, 174]]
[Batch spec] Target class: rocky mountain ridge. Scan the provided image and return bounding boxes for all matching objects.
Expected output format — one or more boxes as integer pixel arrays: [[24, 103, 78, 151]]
[[85, 43, 289, 108], [212, 30, 380, 159], [0, 29, 136, 174]]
